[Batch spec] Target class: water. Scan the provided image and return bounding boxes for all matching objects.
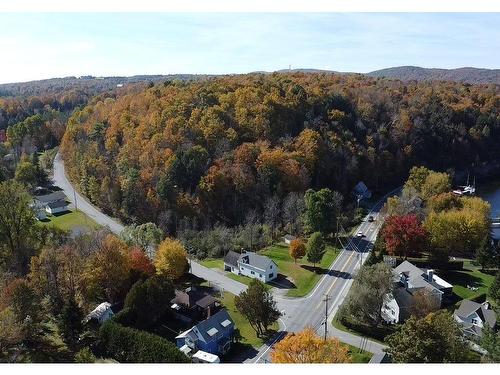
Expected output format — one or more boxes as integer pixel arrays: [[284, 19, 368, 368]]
[[478, 178, 500, 240]]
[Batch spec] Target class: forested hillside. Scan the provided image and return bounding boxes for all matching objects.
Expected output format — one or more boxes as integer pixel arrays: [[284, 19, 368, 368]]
[[368, 66, 500, 85], [61, 73, 500, 230]]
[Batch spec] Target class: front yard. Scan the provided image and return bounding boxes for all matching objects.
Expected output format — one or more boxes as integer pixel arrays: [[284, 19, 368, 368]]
[[200, 242, 340, 298], [221, 291, 278, 348], [40, 209, 99, 233], [260, 243, 339, 297]]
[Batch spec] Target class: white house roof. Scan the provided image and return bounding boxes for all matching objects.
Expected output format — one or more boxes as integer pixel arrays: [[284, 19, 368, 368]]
[[192, 350, 220, 363]]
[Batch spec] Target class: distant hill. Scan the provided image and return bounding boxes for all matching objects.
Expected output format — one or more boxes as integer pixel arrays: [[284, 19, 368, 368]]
[[0, 74, 213, 97], [367, 66, 500, 85]]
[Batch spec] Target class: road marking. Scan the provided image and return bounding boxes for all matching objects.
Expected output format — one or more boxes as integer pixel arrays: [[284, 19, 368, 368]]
[[253, 317, 288, 363]]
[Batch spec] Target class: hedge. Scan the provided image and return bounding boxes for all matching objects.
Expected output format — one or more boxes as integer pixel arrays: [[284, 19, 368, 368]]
[[99, 320, 190, 363]]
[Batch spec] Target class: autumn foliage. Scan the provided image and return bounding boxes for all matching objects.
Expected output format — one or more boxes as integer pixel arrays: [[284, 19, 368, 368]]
[[289, 238, 306, 263], [271, 327, 351, 363], [154, 238, 188, 280], [382, 215, 428, 259]]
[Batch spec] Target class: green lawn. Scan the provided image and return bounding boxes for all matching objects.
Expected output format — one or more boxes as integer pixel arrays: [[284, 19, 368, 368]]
[[199, 258, 224, 269], [346, 344, 372, 363], [260, 242, 339, 297], [222, 291, 278, 348], [40, 209, 99, 232], [438, 261, 496, 303]]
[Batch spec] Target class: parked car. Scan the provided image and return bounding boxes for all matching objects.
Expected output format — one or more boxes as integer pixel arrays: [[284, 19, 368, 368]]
[[368, 215, 374, 222], [357, 231, 364, 238]]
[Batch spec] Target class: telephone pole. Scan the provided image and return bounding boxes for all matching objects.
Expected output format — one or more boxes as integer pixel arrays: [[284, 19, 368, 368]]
[[323, 294, 331, 340]]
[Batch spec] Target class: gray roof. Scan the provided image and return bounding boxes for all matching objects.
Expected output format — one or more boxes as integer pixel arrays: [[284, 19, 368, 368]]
[[283, 234, 296, 241], [178, 309, 234, 344], [224, 250, 240, 268], [394, 260, 442, 294], [239, 252, 275, 272], [35, 191, 67, 203], [455, 300, 497, 328], [46, 200, 68, 209]]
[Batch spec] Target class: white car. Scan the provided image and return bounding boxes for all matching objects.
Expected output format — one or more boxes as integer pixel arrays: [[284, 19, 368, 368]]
[[357, 231, 364, 237]]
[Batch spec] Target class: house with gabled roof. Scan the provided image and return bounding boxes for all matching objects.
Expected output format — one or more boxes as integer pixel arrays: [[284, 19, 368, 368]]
[[454, 300, 497, 339], [175, 309, 234, 356], [223, 250, 278, 283], [382, 260, 453, 324]]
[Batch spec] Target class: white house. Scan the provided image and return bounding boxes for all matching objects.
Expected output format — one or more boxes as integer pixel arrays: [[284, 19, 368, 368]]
[[382, 260, 453, 324], [454, 300, 497, 339], [84, 302, 114, 325], [223, 251, 278, 283], [282, 234, 296, 245], [45, 200, 69, 215]]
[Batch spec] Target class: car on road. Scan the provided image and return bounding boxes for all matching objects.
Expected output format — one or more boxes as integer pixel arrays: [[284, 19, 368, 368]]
[[368, 215, 374, 222], [357, 231, 364, 237]]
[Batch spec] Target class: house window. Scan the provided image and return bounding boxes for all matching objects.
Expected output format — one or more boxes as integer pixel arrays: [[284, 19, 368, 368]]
[[269, 273, 273, 279], [251, 271, 255, 275], [259, 273, 262, 278], [472, 318, 478, 325]]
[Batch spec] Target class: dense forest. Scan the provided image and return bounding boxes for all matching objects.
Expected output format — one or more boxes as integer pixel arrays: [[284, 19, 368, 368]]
[[60, 73, 500, 232]]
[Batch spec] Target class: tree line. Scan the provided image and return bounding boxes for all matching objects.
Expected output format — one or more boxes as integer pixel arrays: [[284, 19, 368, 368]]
[[60, 73, 500, 233]]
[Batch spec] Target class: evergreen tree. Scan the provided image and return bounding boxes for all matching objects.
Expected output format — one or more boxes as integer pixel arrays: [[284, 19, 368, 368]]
[[59, 295, 84, 349]]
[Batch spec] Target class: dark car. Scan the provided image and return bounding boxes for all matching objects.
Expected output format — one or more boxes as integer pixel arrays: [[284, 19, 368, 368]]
[[368, 215, 374, 222]]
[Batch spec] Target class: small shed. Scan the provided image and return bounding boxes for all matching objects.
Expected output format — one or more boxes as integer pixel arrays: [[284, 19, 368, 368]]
[[85, 302, 114, 325], [353, 181, 372, 199], [282, 234, 296, 245]]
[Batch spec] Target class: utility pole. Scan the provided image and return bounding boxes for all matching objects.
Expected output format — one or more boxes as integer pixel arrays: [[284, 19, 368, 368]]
[[323, 294, 330, 340], [73, 188, 78, 211]]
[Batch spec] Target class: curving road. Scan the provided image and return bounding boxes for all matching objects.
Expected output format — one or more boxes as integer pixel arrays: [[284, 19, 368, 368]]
[[53, 153, 125, 234], [53, 152, 396, 363]]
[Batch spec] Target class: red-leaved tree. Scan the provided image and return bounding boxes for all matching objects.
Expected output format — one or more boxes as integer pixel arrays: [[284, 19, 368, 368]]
[[382, 215, 428, 259]]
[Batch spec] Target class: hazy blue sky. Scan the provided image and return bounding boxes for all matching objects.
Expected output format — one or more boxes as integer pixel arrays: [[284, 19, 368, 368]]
[[1, 13, 499, 83]]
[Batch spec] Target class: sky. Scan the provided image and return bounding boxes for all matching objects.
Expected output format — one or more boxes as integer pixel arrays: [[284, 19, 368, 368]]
[[0, 13, 499, 84]]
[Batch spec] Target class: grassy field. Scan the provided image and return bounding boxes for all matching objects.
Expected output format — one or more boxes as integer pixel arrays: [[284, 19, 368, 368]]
[[346, 344, 373, 363], [40, 209, 99, 232], [260, 242, 339, 297], [439, 261, 496, 303], [222, 291, 278, 348]]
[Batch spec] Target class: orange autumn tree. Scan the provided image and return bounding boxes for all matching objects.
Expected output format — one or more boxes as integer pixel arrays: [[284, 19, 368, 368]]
[[271, 327, 351, 363], [289, 238, 306, 263]]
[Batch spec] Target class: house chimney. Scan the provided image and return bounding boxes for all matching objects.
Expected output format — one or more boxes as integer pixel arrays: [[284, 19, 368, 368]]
[[483, 301, 490, 310], [427, 269, 434, 282]]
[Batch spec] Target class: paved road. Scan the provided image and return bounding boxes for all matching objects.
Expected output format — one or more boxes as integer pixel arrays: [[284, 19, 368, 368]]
[[53, 153, 125, 234], [248, 190, 398, 363], [53, 152, 396, 363]]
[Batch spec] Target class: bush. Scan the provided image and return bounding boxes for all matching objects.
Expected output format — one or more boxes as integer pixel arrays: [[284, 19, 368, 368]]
[[99, 320, 190, 363]]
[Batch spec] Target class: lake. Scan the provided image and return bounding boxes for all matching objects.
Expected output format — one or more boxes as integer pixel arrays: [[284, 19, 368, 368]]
[[478, 178, 500, 240]]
